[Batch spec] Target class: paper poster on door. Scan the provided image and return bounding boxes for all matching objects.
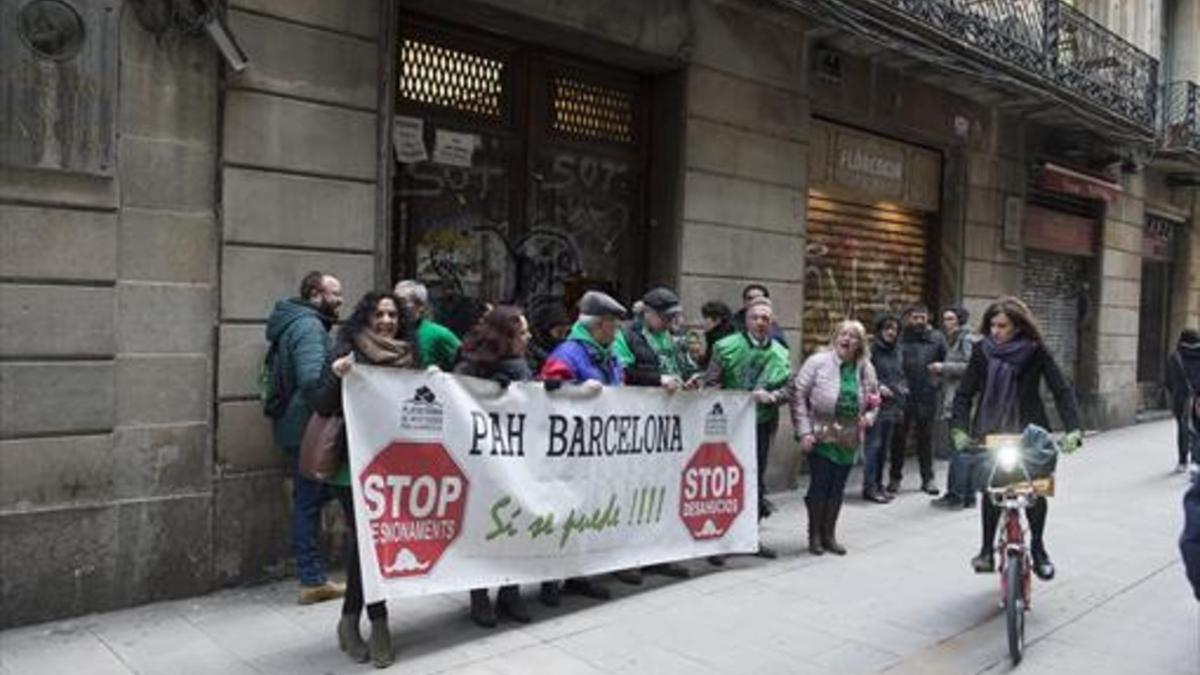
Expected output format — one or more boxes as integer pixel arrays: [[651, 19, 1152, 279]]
[[432, 130, 478, 168], [393, 116, 428, 164]]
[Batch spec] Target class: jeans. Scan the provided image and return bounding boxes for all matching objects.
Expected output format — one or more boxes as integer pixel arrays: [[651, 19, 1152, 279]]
[[336, 487, 387, 620], [862, 419, 895, 493], [288, 452, 334, 586], [944, 449, 979, 503], [890, 410, 935, 484], [757, 417, 779, 519], [807, 452, 852, 501]]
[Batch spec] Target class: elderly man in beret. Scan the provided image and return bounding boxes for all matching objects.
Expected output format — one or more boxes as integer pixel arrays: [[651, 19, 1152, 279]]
[[539, 291, 627, 386], [537, 290, 627, 604]]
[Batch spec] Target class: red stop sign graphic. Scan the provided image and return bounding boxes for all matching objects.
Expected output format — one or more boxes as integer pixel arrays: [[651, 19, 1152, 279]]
[[359, 442, 468, 578], [679, 442, 745, 540]]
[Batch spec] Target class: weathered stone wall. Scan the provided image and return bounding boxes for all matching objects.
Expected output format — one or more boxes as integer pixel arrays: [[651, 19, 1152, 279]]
[[212, 0, 382, 585], [0, 11, 219, 627]]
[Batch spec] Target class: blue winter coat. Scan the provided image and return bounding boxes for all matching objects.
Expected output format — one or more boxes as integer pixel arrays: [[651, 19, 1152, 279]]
[[1182, 475, 1200, 601], [265, 298, 333, 450]]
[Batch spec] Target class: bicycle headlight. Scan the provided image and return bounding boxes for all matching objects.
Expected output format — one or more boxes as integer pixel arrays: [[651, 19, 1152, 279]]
[[996, 444, 1021, 471]]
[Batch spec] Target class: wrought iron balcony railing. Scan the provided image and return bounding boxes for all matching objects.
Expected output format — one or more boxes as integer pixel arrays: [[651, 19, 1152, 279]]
[[1162, 81, 1200, 154], [813, 0, 1159, 132]]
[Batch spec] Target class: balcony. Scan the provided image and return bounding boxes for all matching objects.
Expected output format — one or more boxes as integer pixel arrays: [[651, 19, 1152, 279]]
[[1162, 81, 1200, 156], [791, 0, 1159, 140]]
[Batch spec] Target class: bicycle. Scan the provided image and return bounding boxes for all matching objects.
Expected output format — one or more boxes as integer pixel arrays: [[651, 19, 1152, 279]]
[[980, 434, 1057, 666]]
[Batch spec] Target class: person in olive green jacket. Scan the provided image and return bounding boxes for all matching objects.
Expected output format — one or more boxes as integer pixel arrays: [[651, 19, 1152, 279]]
[[705, 296, 791, 559], [394, 279, 462, 370]]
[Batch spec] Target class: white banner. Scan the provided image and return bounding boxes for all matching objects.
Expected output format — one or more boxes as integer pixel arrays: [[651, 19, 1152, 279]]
[[343, 367, 759, 603]]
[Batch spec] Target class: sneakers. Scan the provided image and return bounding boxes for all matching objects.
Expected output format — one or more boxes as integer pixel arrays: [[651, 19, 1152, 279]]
[[930, 495, 964, 510], [299, 580, 345, 605], [863, 487, 890, 504]]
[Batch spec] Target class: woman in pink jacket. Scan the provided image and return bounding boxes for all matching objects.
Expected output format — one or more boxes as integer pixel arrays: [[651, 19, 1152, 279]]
[[788, 320, 881, 556]]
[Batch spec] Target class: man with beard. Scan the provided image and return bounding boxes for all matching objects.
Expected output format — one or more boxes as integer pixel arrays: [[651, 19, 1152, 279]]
[[1167, 329, 1200, 473], [888, 304, 947, 496], [265, 270, 345, 605]]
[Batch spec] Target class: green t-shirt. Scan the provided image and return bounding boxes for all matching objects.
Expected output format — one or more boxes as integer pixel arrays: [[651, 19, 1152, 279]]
[[416, 318, 461, 370], [815, 361, 861, 466]]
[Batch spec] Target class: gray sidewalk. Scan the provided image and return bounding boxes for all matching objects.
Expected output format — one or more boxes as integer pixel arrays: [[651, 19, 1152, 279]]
[[2, 420, 1197, 674]]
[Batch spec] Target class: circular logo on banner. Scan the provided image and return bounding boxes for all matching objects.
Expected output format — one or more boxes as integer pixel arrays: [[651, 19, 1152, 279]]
[[679, 442, 745, 540], [360, 442, 469, 578]]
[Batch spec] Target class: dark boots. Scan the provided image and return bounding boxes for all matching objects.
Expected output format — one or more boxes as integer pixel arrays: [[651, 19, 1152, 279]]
[[822, 497, 847, 555], [805, 497, 825, 555], [337, 615, 369, 663], [496, 585, 532, 623], [469, 588, 497, 628]]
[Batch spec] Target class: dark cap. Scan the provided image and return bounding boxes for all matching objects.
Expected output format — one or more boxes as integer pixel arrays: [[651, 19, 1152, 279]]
[[641, 287, 682, 316], [578, 291, 627, 319]]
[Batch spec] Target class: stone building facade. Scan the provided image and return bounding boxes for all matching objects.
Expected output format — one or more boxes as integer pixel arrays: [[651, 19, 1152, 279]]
[[0, 0, 1197, 626]]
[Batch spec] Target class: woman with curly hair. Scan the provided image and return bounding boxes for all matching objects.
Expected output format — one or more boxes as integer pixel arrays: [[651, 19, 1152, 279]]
[[313, 291, 417, 668], [454, 305, 536, 626]]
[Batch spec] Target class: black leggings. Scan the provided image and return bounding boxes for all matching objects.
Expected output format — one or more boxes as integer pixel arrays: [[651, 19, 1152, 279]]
[[981, 495, 1047, 556], [336, 487, 387, 621], [1178, 414, 1192, 466]]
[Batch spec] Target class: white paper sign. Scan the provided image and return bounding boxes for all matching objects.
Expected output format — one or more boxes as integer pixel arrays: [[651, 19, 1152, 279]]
[[432, 130, 478, 167], [392, 116, 428, 164], [342, 368, 759, 603]]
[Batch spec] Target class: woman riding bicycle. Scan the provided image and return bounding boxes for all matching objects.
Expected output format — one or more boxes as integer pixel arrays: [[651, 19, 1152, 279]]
[[950, 297, 1083, 581]]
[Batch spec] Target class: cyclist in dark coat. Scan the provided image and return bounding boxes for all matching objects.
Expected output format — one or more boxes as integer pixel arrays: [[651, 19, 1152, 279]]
[[951, 297, 1083, 582]]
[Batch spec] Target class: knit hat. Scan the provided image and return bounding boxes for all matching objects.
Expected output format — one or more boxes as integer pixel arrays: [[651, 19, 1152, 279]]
[[578, 291, 627, 319], [529, 301, 571, 334], [642, 287, 682, 316]]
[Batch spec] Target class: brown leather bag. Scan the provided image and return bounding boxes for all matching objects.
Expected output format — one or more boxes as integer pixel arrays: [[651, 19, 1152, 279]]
[[298, 412, 343, 482]]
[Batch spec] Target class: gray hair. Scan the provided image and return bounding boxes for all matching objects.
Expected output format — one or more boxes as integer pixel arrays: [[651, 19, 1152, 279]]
[[393, 279, 428, 306], [577, 314, 600, 328]]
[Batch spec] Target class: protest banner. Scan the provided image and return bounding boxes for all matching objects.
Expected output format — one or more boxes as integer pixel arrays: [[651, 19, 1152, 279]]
[[341, 366, 759, 603]]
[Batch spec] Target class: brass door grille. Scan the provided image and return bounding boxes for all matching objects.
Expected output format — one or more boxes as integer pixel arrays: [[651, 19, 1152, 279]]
[[550, 75, 634, 144], [400, 37, 506, 119]]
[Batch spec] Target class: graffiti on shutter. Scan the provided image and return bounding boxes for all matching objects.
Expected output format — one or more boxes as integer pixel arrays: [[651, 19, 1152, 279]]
[[804, 196, 928, 355]]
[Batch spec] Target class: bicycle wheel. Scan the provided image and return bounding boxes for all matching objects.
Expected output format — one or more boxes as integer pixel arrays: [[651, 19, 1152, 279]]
[[1005, 552, 1025, 665]]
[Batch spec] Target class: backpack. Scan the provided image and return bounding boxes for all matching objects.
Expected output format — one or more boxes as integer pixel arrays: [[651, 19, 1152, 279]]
[[259, 340, 292, 419]]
